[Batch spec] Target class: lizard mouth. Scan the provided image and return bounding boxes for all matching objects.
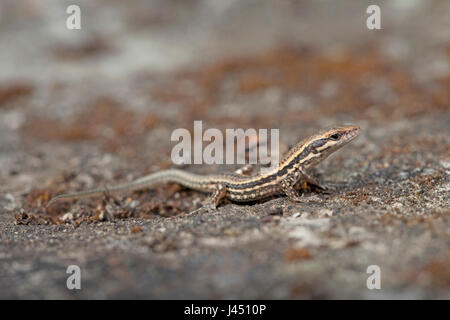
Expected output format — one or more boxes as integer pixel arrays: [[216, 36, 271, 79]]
[[345, 125, 360, 140]]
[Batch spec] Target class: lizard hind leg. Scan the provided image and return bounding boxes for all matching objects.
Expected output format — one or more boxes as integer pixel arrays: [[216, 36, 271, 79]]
[[205, 184, 227, 209]]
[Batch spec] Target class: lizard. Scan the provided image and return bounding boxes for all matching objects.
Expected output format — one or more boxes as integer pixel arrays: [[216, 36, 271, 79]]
[[47, 125, 360, 209]]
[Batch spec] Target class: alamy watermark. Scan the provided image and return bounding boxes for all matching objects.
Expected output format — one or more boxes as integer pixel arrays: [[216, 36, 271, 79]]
[[171, 121, 280, 173], [66, 265, 81, 290], [366, 265, 381, 290], [66, 5, 81, 30], [366, 5, 381, 30]]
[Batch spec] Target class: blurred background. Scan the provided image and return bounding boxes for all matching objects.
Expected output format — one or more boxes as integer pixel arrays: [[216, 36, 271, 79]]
[[0, 0, 449, 185], [0, 0, 449, 299]]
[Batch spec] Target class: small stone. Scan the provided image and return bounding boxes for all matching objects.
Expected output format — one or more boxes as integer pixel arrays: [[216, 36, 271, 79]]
[[131, 226, 143, 234], [399, 171, 410, 179], [267, 207, 283, 216], [319, 208, 333, 217], [422, 168, 436, 176], [439, 160, 450, 169], [392, 202, 403, 209], [300, 212, 310, 218], [3, 193, 16, 211], [349, 226, 366, 235], [287, 227, 321, 247], [128, 200, 139, 208], [61, 212, 73, 222]]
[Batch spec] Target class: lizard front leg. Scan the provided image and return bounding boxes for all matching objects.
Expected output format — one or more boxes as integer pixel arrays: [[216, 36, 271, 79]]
[[300, 170, 328, 191], [279, 169, 304, 202]]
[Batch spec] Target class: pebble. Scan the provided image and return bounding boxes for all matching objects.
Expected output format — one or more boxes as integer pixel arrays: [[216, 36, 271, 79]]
[[439, 160, 450, 169], [392, 202, 403, 209], [318, 208, 333, 217], [422, 168, 436, 176], [399, 171, 410, 179], [287, 227, 321, 247], [61, 212, 73, 221]]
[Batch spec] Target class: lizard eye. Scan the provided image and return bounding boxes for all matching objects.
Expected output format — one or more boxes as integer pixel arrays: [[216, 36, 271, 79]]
[[329, 133, 340, 141]]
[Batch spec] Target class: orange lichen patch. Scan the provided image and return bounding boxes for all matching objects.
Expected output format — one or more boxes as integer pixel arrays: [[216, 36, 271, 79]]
[[341, 190, 373, 206], [134, 46, 448, 130], [24, 185, 75, 217], [14, 211, 59, 225], [23, 182, 202, 223], [0, 83, 33, 107], [131, 226, 143, 234], [191, 47, 385, 95], [431, 84, 450, 109], [408, 260, 450, 289], [175, 47, 447, 123], [194, 59, 245, 93], [317, 51, 386, 82], [26, 189, 53, 207], [285, 247, 312, 262], [21, 97, 160, 151], [379, 210, 448, 227], [411, 174, 444, 191], [188, 48, 300, 95], [142, 114, 161, 129], [237, 71, 279, 94], [178, 99, 214, 124], [210, 115, 278, 129], [151, 85, 196, 103], [381, 136, 450, 157], [23, 118, 94, 141]]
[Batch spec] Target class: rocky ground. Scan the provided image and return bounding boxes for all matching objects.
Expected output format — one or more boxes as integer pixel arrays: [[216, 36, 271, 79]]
[[0, 0, 449, 299]]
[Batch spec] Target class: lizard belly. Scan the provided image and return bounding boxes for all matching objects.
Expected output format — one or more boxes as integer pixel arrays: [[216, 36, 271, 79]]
[[226, 183, 282, 202]]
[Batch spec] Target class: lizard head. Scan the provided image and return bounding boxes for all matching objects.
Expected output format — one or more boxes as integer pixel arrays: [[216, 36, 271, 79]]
[[299, 124, 360, 169]]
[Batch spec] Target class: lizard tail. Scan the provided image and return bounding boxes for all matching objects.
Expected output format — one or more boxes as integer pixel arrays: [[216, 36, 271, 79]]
[[46, 169, 202, 207]]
